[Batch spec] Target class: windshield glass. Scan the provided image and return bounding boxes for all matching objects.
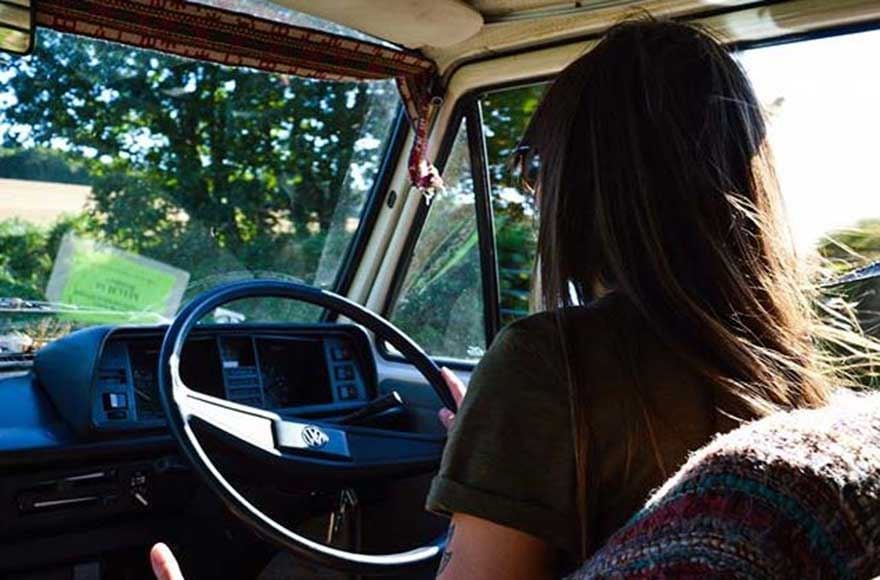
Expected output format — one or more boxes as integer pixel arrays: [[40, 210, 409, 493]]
[[0, 29, 401, 352]]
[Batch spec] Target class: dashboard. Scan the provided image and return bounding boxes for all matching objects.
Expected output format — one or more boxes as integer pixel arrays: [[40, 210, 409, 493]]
[[34, 324, 375, 435]]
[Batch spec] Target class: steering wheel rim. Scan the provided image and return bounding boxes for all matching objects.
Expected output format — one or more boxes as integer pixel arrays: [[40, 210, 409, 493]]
[[157, 279, 457, 575]]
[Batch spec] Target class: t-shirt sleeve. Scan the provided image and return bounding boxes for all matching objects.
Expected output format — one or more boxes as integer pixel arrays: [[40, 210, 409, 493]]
[[425, 320, 579, 557]]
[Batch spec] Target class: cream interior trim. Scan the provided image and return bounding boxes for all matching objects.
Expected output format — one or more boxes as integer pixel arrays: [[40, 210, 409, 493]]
[[272, 0, 484, 48], [445, 40, 593, 101], [359, 98, 464, 313], [475, 0, 645, 22], [345, 131, 414, 306], [427, 0, 880, 76], [435, 0, 880, 98], [702, 0, 880, 43], [425, 0, 757, 75]]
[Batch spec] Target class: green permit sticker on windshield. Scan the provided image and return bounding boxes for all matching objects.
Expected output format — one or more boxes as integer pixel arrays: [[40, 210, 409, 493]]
[[46, 233, 190, 323]]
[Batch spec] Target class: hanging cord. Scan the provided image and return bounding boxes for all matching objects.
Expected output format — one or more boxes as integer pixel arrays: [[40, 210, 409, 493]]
[[405, 91, 445, 202]]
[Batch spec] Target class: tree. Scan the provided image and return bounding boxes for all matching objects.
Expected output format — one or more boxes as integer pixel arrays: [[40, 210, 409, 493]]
[[0, 148, 91, 184], [0, 29, 399, 321], [481, 84, 546, 323]]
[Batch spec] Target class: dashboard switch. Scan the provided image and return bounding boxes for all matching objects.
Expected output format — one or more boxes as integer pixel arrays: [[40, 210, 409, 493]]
[[103, 392, 128, 410], [334, 365, 355, 381], [331, 344, 352, 361], [337, 384, 358, 401], [129, 470, 149, 508]]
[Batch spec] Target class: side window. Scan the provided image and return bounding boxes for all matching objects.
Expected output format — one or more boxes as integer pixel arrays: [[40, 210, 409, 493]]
[[480, 84, 547, 325], [388, 87, 547, 362], [476, 31, 880, 341], [737, 30, 880, 350], [391, 29, 880, 365], [388, 120, 487, 360], [478, 29, 880, 339]]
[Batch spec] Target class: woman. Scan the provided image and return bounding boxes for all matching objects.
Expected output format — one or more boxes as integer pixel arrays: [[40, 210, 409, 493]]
[[426, 17, 874, 580], [152, 17, 871, 580]]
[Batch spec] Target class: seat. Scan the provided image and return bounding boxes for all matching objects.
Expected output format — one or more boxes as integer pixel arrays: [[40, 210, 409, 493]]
[[572, 391, 880, 579]]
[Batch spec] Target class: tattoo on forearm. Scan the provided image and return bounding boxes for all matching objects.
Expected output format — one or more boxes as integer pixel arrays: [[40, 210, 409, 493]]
[[437, 523, 455, 576]]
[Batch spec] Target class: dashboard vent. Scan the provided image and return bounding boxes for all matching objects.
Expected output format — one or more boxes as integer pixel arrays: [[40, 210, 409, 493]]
[[97, 368, 127, 384], [17, 469, 117, 515], [0, 352, 34, 369]]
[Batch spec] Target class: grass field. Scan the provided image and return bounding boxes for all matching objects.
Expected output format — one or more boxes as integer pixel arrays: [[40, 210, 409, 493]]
[[0, 178, 90, 226]]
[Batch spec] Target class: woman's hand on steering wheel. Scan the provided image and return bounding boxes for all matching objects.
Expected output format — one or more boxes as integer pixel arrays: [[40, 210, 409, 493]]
[[438, 367, 466, 431]]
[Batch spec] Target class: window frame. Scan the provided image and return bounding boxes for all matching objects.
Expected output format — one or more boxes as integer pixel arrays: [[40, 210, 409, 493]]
[[378, 77, 554, 367], [378, 94, 501, 366], [467, 99, 503, 345], [327, 105, 408, 303], [377, 18, 880, 367]]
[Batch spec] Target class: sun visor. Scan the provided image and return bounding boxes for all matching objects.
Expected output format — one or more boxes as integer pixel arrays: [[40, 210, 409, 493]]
[[274, 0, 484, 49]]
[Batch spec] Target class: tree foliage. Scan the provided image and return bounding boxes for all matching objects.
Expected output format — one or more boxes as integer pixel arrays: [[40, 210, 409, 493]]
[[818, 219, 880, 273], [482, 84, 545, 323], [0, 29, 399, 323], [2, 29, 879, 361]]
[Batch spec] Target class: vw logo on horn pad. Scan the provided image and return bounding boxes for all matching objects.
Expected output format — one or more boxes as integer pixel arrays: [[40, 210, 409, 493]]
[[301, 425, 330, 449]]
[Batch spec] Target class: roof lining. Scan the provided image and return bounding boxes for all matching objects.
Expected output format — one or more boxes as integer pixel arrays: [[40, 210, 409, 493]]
[[432, 0, 880, 80], [437, 0, 880, 118], [271, 0, 484, 48], [426, 0, 762, 76], [481, 0, 640, 23]]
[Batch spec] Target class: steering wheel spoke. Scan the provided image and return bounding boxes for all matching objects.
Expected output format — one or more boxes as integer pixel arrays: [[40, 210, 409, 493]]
[[181, 389, 280, 455], [340, 425, 445, 473], [182, 387, 444, 475]]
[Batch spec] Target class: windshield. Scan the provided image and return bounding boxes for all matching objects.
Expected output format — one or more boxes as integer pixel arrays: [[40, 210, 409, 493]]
[[0, 29, 401, 353]]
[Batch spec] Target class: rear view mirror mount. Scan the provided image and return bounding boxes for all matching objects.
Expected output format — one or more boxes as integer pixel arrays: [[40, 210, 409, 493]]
[[0, 0, 35, 56]]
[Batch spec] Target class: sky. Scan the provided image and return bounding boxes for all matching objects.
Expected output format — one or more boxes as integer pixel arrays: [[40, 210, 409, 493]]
[[738, 29, 880, 254]]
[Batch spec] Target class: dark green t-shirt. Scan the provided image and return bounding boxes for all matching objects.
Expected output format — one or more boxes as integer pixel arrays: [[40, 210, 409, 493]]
[[426, 295, 724, 562]]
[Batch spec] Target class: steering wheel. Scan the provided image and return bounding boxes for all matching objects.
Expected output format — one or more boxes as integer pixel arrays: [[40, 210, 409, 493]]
[[157, 279, 458, 575]]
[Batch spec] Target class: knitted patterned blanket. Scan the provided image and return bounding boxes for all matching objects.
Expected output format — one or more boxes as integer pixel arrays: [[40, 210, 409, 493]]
[[571, 391, 880, 579]]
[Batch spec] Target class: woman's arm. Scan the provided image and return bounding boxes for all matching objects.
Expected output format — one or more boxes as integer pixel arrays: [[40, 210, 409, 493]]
[[434, 369, 560, 579], [437, 513, 557, 580], [150, 369, 561, 580]]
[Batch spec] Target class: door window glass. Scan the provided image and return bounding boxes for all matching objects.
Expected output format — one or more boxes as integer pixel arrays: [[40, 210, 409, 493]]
[[478, 31, 880, 331], [388, 120, 486, 360], [389, 28, 880, 365], [480, 84, 547, 325]]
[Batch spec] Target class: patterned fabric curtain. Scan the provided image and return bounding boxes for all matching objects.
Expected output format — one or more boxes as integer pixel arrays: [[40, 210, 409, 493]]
[[34, 0, 442, 192]]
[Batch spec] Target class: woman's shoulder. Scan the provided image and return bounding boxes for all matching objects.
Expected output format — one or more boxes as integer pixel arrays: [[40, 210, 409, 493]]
[[471, 294, 640, 399], [499, 292, 638, 349]]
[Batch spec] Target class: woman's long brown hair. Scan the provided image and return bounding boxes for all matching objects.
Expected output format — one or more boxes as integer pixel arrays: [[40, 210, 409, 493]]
[[519, 18, 879, 558]]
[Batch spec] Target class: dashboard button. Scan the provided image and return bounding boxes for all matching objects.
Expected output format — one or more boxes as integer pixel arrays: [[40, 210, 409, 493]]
[[107, 410, 127, 420], [103, 392, 128, 410], [334, 365, 355, 381], [337, 384, 358, 401], [331, 345, 352, 361]]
